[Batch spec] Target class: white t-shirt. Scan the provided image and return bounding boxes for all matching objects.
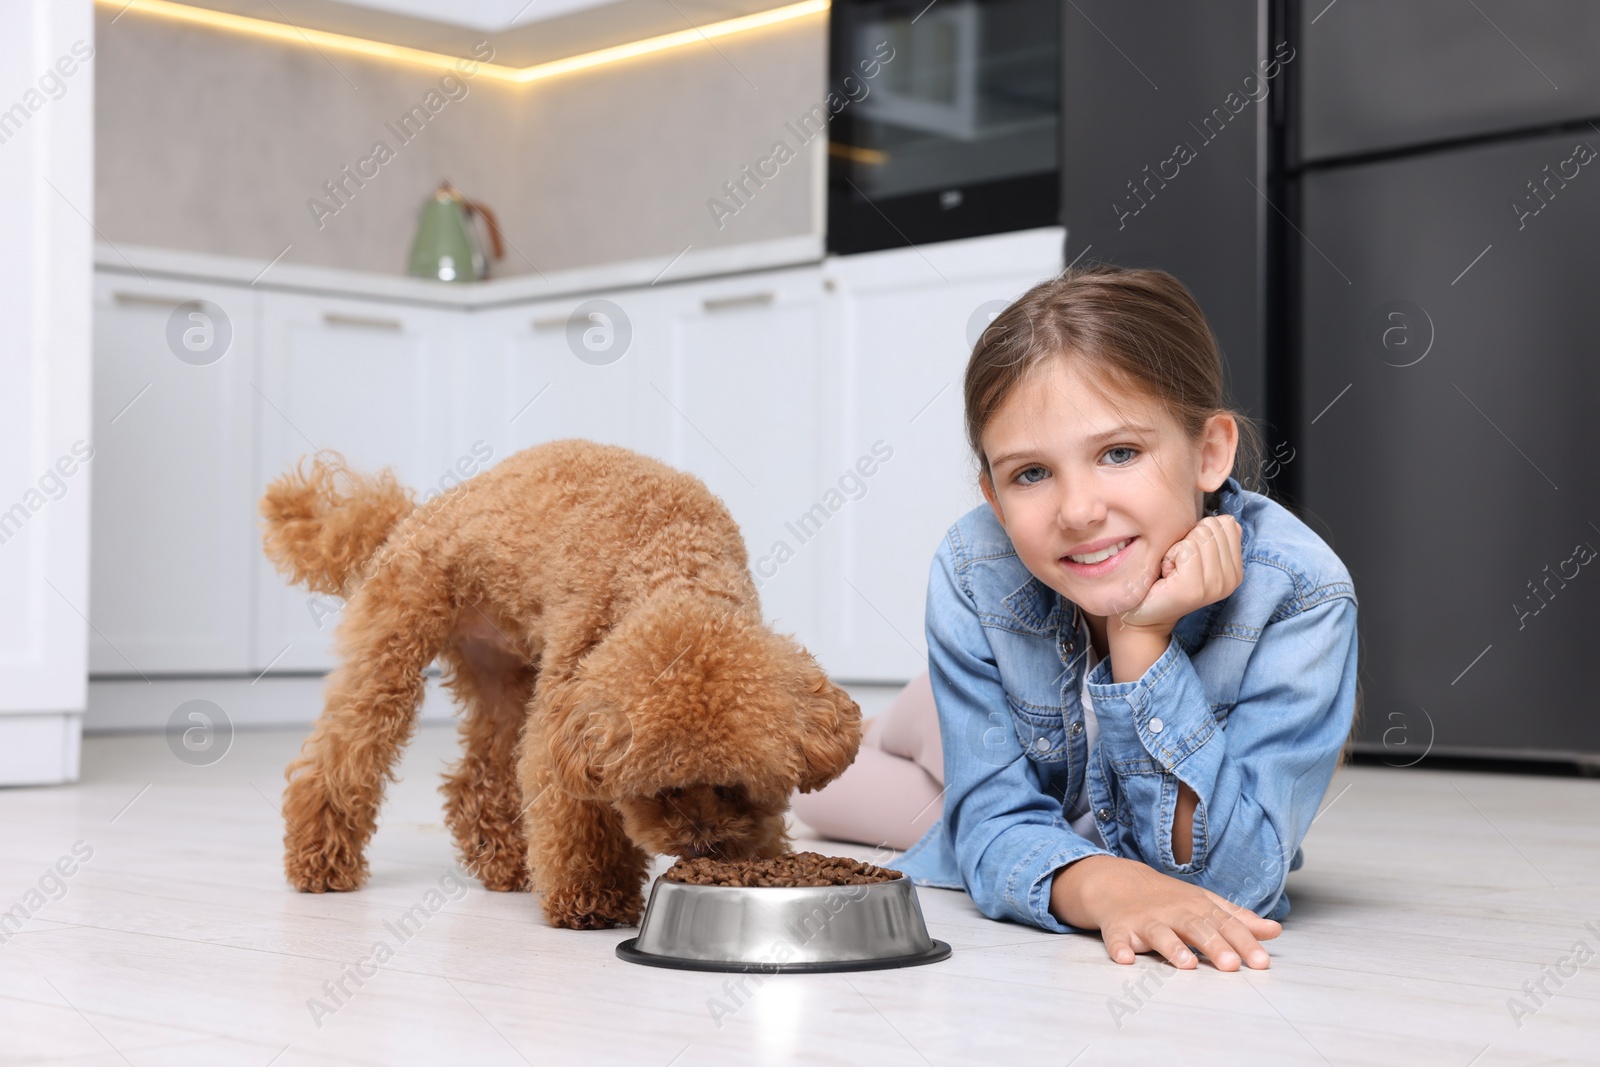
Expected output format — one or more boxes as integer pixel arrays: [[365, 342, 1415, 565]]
[[1065, 636, 1105, 849]]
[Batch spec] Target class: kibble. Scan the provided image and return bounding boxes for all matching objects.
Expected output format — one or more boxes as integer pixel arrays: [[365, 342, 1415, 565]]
[[664, 851, 903, 887]]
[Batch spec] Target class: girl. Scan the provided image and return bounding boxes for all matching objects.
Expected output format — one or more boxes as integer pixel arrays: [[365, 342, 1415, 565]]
[[792, 263, 1361, 972]]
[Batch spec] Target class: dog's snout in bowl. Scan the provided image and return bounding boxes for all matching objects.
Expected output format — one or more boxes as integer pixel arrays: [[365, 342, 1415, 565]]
[[611, 781, 788, 863]]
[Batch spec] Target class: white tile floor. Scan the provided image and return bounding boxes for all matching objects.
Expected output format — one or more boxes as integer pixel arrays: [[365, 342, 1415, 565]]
[[2, 723, 1597, 1066]]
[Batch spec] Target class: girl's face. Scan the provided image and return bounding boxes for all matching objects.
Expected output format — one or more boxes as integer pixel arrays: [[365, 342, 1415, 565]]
[[978, 354, 1237, 627]]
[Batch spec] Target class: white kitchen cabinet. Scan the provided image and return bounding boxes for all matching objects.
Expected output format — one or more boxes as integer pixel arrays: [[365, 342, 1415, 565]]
[[650, 267, 838, 668], [822, 227, 1066, 681], [462, 286, 673, 465], [88, 275, 259, 674], [252, 292, 463, 672]]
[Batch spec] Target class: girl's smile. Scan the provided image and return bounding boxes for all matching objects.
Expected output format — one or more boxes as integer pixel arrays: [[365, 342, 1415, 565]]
[[1060, 535, 1138, 578]]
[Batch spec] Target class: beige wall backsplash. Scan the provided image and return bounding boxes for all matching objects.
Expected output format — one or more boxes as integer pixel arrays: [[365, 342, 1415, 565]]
[[94, 7, 827, 278]]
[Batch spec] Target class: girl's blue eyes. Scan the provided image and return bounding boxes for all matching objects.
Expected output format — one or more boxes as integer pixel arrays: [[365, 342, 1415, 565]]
[[1011, 447, 1139, 485], [1013, 466, 1049, 485]]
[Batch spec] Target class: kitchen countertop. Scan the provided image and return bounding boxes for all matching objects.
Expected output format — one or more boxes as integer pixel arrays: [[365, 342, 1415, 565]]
[[92, 233, 826, 309]]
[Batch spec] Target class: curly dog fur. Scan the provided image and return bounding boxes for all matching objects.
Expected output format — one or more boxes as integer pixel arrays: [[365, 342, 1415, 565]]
[[259, 438, 862, 929]]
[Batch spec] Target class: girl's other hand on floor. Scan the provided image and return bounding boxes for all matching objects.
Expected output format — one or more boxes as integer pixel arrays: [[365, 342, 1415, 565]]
[[1051, 854, 1281, 970]]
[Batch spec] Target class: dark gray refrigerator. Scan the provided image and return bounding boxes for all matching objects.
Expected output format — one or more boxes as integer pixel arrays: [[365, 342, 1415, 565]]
[[1061, 0, 1600, 767]]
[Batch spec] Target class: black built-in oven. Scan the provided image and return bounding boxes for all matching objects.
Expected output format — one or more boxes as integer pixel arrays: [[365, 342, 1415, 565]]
[[826, 0, 1061, 254]]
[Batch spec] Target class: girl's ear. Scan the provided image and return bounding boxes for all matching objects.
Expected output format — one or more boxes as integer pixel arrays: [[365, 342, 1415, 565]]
[[979, 467, 1008, 530], [793, 673, 863, 794], [1198, 411, 1240, 490]]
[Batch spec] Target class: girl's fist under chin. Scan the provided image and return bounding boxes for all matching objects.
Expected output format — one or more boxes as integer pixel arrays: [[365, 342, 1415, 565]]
[[1117, 515, 1244, 631]]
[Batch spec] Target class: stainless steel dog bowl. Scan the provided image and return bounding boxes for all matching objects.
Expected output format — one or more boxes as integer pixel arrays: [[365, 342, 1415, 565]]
[[616, 872, 951, 973]]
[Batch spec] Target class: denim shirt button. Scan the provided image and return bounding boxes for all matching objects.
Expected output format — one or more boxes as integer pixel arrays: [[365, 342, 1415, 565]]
[[1096, 808, 1111, 821], [1069, 721, 1083, 735], [1148, 717, 1165, 734], [1034, 736, 1050, 753]]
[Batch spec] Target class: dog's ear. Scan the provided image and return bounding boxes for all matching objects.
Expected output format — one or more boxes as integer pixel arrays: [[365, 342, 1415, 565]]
[[793, 673, 863, 794], [547, 681, 636, 799]]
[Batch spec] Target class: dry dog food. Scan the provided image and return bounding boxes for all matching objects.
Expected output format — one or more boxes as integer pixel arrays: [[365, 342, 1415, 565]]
[[665, 851, 903, 887]]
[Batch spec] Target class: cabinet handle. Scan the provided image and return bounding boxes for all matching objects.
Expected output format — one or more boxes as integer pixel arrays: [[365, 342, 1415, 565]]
[[531, 314, 569, 332], [702, 291, 775, 312], [112, 291, 192, 308], [323, 311, 404, 331]]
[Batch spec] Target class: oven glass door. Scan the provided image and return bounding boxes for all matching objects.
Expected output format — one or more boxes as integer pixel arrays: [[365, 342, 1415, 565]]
[[828, 0, 1060, 254]]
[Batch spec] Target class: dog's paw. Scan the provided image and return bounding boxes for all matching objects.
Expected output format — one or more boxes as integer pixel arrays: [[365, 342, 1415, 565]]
[[282, 777, 372, 892], [286, 841, 368, 893], [463, 842, 531, 892], [539, 884, 644, 930]]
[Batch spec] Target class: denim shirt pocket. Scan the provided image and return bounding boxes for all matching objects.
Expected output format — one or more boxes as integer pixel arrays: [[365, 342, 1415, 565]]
[[1006, 692, 1069, 764]]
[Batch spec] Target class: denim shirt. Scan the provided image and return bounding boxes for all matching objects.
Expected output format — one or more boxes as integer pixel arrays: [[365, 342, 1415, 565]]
[[891, 475, 1359, 934]]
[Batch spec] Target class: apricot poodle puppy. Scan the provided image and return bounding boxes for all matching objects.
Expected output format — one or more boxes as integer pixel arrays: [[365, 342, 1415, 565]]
[[258, 438, 862, 929]]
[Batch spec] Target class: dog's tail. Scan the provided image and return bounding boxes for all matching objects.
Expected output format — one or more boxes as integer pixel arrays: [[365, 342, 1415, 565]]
[[258, 450, 416, 597]]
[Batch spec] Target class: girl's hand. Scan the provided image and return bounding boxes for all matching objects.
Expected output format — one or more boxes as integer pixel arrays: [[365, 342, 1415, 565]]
[[1053, 854, 1281, 970], [1117, 514, 1244, 632]]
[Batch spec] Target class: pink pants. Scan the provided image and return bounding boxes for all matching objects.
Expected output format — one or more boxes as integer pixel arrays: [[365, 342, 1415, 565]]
[[788, 668, 944, 851]]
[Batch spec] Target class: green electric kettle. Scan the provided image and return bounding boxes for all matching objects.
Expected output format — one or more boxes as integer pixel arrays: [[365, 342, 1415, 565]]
[[406, 180, 505, 282]]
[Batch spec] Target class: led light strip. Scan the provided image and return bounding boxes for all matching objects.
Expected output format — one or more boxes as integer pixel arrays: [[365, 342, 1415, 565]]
[[96, 0, 829, 83]]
